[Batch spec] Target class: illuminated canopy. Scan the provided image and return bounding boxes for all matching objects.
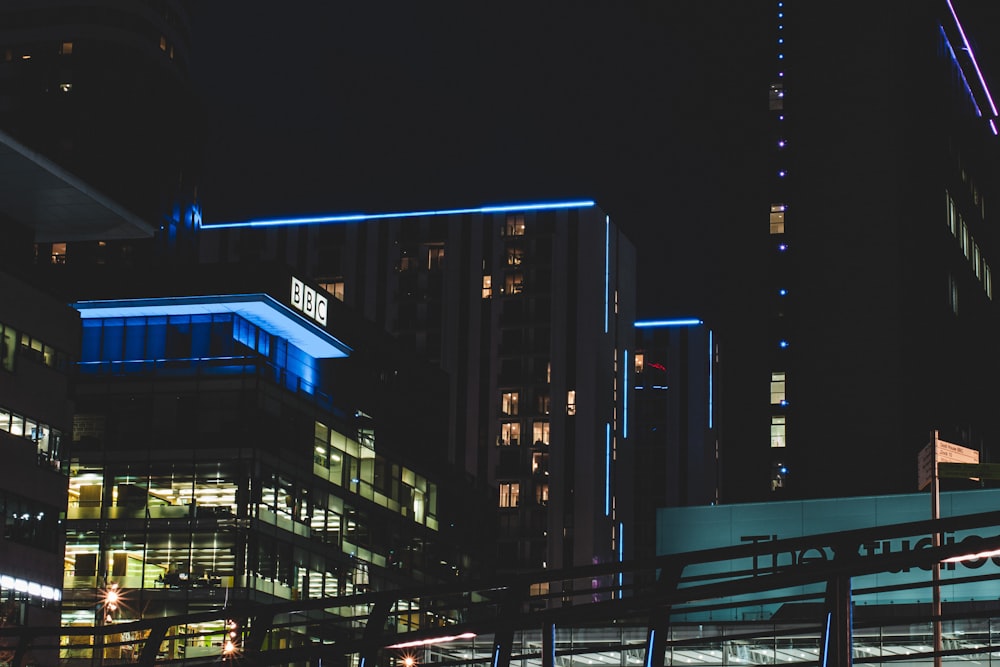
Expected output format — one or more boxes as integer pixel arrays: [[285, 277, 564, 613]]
[[203, 199, 597, 229], [73, 294, 352, 359], [0, 128, 155, 241]]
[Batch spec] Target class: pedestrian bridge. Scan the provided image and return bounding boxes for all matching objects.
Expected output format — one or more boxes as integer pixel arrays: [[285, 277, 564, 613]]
[[4, 510, 1000, 667]]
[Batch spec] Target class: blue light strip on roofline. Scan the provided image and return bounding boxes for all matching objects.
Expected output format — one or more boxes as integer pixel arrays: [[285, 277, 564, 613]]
[[945, 0, 999, 118], [204, 200, 597, 229], [634, 318, 703, 328]]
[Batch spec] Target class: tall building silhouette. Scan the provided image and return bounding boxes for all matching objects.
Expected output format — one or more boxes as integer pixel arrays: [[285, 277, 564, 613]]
[[723, 0, 1000, 501], [0, 0, 202, 264]]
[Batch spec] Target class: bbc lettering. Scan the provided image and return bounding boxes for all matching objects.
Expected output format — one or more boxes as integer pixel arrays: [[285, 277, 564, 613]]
[[290, 277, 328, 327]]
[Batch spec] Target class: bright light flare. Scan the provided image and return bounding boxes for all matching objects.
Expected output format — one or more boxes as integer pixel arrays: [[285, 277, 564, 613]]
[[386, 632, 477, 649], [942, 547, 1000, 563]]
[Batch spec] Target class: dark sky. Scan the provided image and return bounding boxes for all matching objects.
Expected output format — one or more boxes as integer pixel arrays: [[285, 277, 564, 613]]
[[189, 2, 1000, 317]]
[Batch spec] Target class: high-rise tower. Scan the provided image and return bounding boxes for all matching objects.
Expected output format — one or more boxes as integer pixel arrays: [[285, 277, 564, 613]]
[[0, 0, 202, 264], [726, 0, 1000, 501], [200, 201, 637, 581]]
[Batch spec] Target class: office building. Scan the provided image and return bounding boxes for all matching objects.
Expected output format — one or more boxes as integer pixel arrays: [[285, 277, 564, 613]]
[[724, 0, 1000, 501], [631, 318, 719, 566], [0, 270, 77, 665], [200, 201, 637, 580], [57, 266, 487, 658]]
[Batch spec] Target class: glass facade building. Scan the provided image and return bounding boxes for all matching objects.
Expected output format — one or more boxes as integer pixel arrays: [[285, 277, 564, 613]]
[[59, 282, 485, 660]]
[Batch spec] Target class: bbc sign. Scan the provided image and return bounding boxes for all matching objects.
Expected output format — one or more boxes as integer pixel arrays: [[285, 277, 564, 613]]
[[290, 277, 328, 327]]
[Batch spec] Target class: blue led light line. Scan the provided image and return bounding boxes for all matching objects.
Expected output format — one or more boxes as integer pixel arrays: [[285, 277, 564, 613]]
[[605, 423, 612, 517], [623, 349, 629, 439], [942, 26, 983, 118], [708, 329, 714, 429], [204, 199, 597, 229], [634, 318, 703, 328]]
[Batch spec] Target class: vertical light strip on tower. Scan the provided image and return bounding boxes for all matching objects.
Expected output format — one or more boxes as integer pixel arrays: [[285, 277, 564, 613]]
[[623, 349, 629, 439], [708, 330, 714, 429], [604, 216, 610, 334], [605, 422, 611, 516]]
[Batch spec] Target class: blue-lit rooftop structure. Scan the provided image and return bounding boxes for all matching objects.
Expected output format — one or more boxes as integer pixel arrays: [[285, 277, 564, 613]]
[[73, 294, 351, 359]]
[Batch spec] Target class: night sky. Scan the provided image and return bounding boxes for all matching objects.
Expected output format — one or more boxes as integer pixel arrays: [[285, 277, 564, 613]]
[[189, 1, 1000, 317]]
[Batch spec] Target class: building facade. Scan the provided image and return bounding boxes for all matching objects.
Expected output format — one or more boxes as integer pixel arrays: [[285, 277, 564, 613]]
[[0, 270, 78, 664], [56, 269, 487, 659], [200, 201, 637, 580], [727, 0, 1000, 501]]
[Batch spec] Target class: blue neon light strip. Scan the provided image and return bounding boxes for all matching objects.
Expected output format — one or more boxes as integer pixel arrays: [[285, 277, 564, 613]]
[[604, 216, 610, 334], [821, 612, 832, 667], [618, 521, 624, 599], [204, 199, 597, 229], [945, 0, 999, 118], [942, 27, 983, 117], [623, 348, 629, 439], [73, 295, 352, 359], [708, 330, 714, 429], [635, 318, 703, 328], [605, 423, 611, 517], [645, 629, 656, 667]]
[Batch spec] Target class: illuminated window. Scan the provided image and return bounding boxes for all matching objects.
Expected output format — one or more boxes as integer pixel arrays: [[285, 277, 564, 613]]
[[770, 372, 786, 405], [536, 394, 550, 415], [961, 219, 969, 258], [634, 352, 644, 373], [532, 451, 549, 475], [1, 323, 17, 372], [974, 243, 982, 279], [50, 243, 67, 265], [566, 390, 576, 415], [947, 192, 957, 236], [506, 246, 523, 266], [59, 41, 73, 55], [532, 421, 549, 446], [535, 483, 549, 505], [986, 264, 993, 300], [499, 421, 520, 446], [504, 273, 524, 294], [319, 280, 345, 302], [426, 246, 445, 270], [482, 275, 492, 299], [504, 214, 525, 237], [770, 204, 786, 235], [770, 415, 786, 448], [501, 392, 519, 416], [499, 482, 520, 508], [398, 256, 418, 271]]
